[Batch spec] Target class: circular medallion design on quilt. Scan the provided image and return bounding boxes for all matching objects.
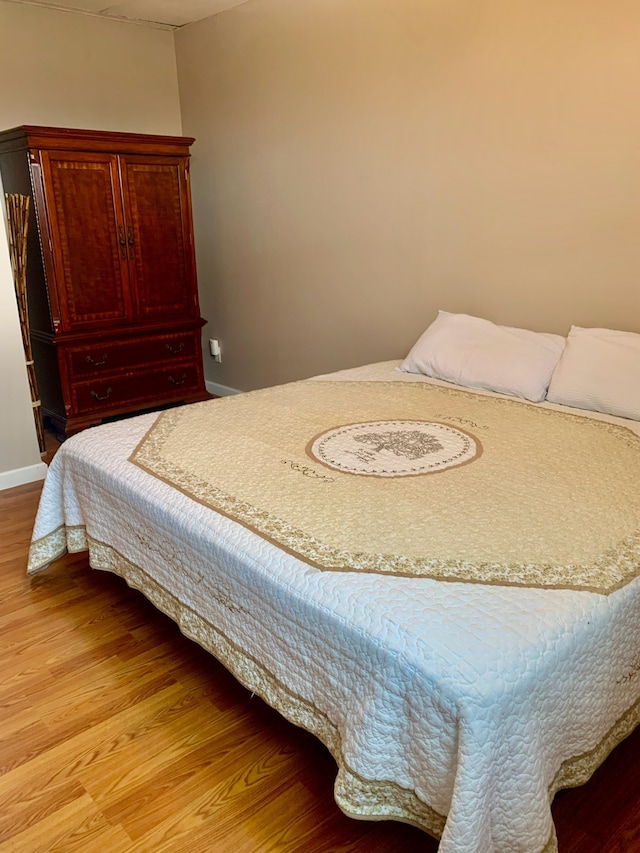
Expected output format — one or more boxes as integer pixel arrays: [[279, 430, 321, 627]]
[[307, 420, 481, 477]]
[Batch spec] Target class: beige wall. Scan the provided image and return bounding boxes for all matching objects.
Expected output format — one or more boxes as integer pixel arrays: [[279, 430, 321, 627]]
[[0, 0, 182, 487], [176, 0, 640, 392]]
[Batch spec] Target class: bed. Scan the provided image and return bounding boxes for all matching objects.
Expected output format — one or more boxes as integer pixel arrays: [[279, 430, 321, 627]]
[[27, 316, 640, 853]]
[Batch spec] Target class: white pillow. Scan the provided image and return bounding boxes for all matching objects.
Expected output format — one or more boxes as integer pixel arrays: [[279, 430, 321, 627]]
[[399, 311, 566, 402], [546, 325, 640, 420]]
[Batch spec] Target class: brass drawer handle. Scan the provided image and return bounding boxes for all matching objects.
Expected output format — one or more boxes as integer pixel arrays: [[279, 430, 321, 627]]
[[168, 374, 187, 386], [89, 387, 113, 401], [165, 341, 185, 354], [85, 353, 109, 367]]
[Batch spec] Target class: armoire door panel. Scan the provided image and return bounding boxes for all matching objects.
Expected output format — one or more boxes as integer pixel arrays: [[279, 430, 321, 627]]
[[41, 151, 133, 330], [121, 156, 195, 320]]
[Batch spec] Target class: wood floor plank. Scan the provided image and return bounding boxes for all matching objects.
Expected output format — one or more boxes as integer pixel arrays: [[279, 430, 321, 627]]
[[1, 467, 639, 852], [0, 717, 58, 776], [79, 696, 241, 805], [0, 775, 88, 844], [0, 684, 189, 838], [98, 712, 283, 837], [0, 791, 133, 853], [124, 739, 304, 851]]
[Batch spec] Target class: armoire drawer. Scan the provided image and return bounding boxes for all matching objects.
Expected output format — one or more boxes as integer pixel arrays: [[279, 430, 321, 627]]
[[65, 332, 199, 378], [71, 362, 202, 415]]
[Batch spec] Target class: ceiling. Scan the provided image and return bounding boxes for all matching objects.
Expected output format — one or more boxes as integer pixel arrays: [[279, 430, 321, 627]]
[[2, 0, 251, 28]]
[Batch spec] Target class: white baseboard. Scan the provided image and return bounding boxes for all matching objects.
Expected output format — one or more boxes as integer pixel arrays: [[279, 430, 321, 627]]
[[206, 379, 242, 397], [0, 460, 48, 492]]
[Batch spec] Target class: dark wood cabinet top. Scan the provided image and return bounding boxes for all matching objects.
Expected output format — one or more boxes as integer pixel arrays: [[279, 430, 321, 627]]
[[0, 125, 195, 156]]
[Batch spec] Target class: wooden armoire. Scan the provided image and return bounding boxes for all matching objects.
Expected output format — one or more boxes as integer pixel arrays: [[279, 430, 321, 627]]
[[0, 125, 209, 437]]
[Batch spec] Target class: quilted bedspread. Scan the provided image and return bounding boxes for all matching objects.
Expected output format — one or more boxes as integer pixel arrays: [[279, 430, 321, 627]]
[[130, 375, 640, 593], [28, 362, 640, 853]]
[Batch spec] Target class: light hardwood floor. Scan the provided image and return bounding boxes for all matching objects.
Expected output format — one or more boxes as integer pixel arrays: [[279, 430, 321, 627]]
[[1, 478, 639, 852]]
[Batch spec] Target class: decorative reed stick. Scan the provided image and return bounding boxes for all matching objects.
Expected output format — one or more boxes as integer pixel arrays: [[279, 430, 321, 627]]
[[5, 192, 46, 454]]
